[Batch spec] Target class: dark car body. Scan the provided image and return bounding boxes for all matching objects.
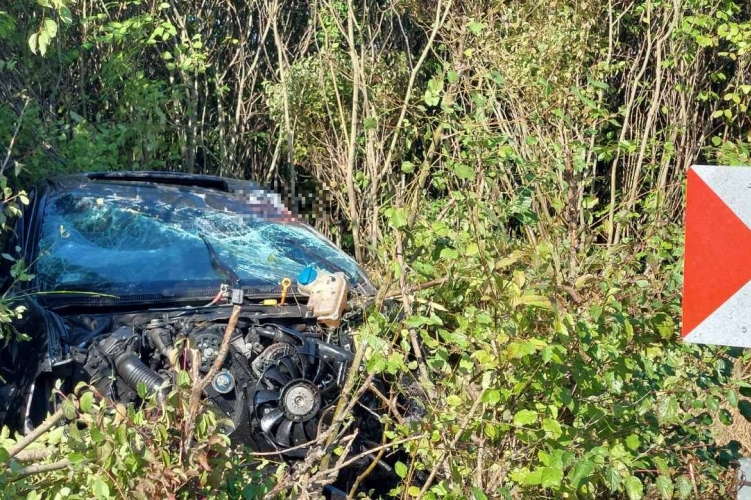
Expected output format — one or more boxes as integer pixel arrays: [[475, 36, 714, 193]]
[[0, 171, 381, 458]]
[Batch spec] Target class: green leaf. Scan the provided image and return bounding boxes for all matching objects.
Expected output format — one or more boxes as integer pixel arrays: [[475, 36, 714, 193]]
[[675, 475, 692, 499], [46, 424, 65, 445], [606, 467, 621, 492], [519, 467, 542, 485], [470, 487, 488, 500], [440, 248, 458, 260], [90, 427, 105, 444], [407, 486, 421, 497], [403, 315, 425, 328], [568, 459, 594, 489], [705, 395, 719, 412], [92, 478, 110, 499], [738, 400, 751, 421], [658, 395, 680, 424], [363, 117, 377, 130], [467, 20, 485, 35], [423, 89, 440, 106], [62, 398, 77, 420], [137, 381, 147, 398], [540, 466, 563, 488], [695, 34, 714, 47], [38, 30, 50, 56], [727, 390, 739, 408], [401, 161, 415, 173], [624, 476, 643, 500], [59, 6, 73, 24], [719, 408, 733, 425], [79, 391, 94, 413], [177, 370, 191, 387], [482, 390, 501, 406], [625, 434, 640, 451], [43, 19, 57, 38], [623, 318, 634, 340], [28, 33, 38, 54], [394, 461, 408, 478], [651, 313, 675, 340], [507, 341, 538, 359], [542, 418, 562, 438], [446, 395, 462, 407], [653, 456, 670, 476], [512, 294, 552, 310], [385, 207, 407, 228], [573, 87, 598, 109], [513, 409, 537, 426], [453, 163, 475, 180], [655, 476, 673, 500]]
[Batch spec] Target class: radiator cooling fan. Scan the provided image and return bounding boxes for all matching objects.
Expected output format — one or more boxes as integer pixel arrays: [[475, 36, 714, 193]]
[[252, 345, 341, 457]]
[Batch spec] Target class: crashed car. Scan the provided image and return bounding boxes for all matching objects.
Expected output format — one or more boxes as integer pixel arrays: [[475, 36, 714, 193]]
[[0, 171, 383, 459]]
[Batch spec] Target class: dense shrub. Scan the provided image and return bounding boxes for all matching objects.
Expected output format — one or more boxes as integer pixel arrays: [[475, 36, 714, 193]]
[[1, 0, 751, 497]]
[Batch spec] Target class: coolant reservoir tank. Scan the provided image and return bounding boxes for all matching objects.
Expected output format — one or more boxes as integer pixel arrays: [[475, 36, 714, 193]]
[[297, 266, 349, 327]]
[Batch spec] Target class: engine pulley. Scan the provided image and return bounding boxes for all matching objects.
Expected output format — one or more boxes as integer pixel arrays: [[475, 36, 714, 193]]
[[193, 331, 222, 372], [212, 369, 235, 394], [280, 379, 321, 422]]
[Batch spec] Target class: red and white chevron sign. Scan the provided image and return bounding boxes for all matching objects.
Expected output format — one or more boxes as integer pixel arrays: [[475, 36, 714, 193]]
[[683, 165, 751, 347]]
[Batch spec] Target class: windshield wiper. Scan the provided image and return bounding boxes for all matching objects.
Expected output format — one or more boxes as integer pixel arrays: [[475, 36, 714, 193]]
[[199, 234, 240, 284], [199, 233, 244, 304]]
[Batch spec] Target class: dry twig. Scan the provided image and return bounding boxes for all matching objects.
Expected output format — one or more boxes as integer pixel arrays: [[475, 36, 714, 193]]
[[183, 304, 242, 451]]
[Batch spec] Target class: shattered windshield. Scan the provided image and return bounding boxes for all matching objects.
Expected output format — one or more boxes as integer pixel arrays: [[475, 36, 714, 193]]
[[36, 181, 370, 298]]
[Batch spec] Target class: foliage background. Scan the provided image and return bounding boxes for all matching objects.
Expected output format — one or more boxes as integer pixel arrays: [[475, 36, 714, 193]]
[[1, 0, 751, 498]]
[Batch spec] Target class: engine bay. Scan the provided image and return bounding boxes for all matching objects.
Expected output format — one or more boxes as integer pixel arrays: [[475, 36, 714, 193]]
[[11, 304, 383, 460]]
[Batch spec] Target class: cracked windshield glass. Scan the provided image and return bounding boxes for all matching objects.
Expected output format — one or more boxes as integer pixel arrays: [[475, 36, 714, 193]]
[[36, 182, 368, 297]]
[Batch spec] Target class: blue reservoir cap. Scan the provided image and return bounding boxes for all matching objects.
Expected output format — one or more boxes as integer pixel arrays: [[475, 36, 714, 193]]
[[298, 266, 318, 286]]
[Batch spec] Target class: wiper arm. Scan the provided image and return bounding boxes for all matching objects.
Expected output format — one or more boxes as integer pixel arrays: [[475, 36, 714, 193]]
[[199, 233, 244, 304], [199, 233, 240, 284]]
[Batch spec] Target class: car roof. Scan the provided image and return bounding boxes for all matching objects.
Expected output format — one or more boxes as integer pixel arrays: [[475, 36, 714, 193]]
[[45, 171, 263, 195]]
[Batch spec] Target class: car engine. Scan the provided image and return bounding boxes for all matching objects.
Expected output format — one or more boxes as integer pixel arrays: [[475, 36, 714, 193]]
[[13, 305, 382, 459]]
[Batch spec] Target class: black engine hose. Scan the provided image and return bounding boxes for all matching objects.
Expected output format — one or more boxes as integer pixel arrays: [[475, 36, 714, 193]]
[[66, 317, 113, 348], [114, 352, 166, 398], [255, 325, 303, 345], [311, 338, 355, 364]]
